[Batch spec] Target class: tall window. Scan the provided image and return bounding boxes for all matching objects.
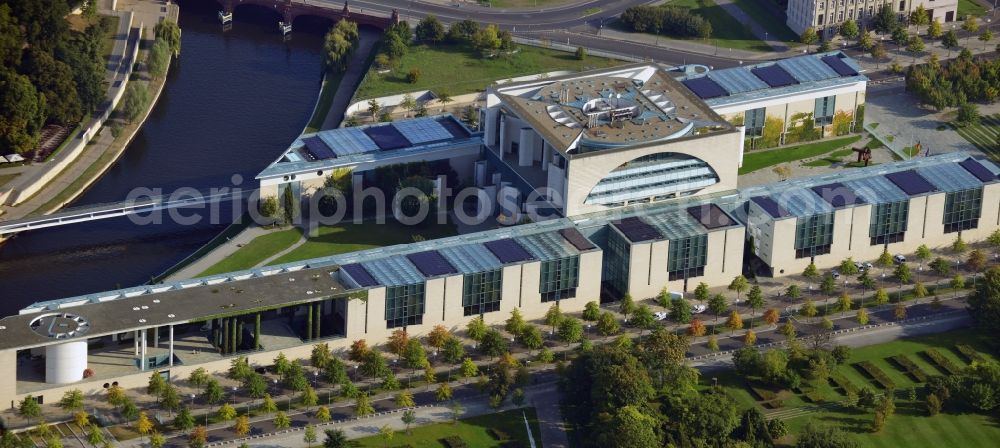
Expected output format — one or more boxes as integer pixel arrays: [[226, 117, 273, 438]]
[[668, 235, 708, 281], [814, 96, 836, 126], [943, 187, 983, 233], [746, 107, 766, 137], [385, 283, 425, 329], [604, 229, 631, 297], [539, 256, 579, 303], [463, 270, 503, 316], [795, 213, 835, 259], [870, 201, 909, 245]]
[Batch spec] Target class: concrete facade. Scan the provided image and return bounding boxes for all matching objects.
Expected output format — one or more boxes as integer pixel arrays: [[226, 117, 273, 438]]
[[786, 0, 959, 37]]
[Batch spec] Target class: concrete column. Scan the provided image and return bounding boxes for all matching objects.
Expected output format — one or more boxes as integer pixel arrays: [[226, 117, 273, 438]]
[[168, 325, 174, 367], [542, 141, 552, 172], [153, 326, 159, 348], [518, 128, 535, 166], [140, 329, 147, 371], [499, 116, 509, 154], [133, 330, 139, 356]]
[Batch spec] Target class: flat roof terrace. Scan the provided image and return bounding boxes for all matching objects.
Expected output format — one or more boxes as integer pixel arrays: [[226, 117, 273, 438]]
[[0, 267, 348, 352]]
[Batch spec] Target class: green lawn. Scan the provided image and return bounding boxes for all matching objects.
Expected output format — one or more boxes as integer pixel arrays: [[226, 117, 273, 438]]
[[711, 329, 1000, 447], [738, 135, 863, 175], [0, 173, 19, 188], [304, 71, 345, 133], [355, 42, 622, 99], [958, 0, 988, 19], [663, 0, 770, 52], [197, 228, 302, 277], [267, 220, 457, 266], [351, 407, 543, 447], [729, 0, 800, 43], [952, 113, 1000, 160]]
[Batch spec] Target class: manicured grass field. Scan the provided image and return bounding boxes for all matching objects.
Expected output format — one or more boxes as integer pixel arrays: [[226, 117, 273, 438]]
[[958, 0, 988, 19], [952, 114, 1000, 159], [304, 71, 345, 133], [351, 407, 543, 447], [354, 42, 622, 99], [664, 0, 771, 52], [729, 0, 800, 43], [738, 135, 862, 174], [711, 328, 1000, 447], [267, 220, 457, 266], [198, 228, 302, 276]]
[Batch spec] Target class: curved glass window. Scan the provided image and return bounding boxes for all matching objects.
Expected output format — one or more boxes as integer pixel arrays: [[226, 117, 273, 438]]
[[584, 153, 719, 206]]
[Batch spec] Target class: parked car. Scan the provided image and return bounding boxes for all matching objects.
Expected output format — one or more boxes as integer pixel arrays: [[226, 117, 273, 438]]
[[692, 304, 707, 314], [854, 261, 872, 272], [654, 311, 669, 321], [894, 254, 906, 264], [830, 270, 841, 280]]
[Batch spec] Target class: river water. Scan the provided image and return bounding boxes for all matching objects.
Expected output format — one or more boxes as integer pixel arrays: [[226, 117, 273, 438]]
[[0, 2, 340, 316]]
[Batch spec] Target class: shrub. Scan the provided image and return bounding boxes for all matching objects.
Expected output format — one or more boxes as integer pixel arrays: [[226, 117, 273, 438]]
[[829, 372, 859, 396], [924, 349, 962, 375], [440, 436, 468, 448], [487, 428, 511, 441], [890, 355, 929, 383], [406, 68, 421, 84], [83, 368, 95, 379], [955, 344, 988, 364], [855, 361, 896, 389]]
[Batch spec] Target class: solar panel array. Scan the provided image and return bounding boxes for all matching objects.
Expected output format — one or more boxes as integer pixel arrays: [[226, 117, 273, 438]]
[[393, 118, 455, 145], [821, 55, 859, 76], [687, 204, 736, 229], [707, 68, 768, 94], [682, 76, 728, 99], [885, 170, 937, 196], [341, 263, 379, 288], [959, 158, 998, 183], [751, 196, 789, 218], [319, 127, 380, 156], [406, 250, 458, 277], [612, 216, 664, 242], [363, 125, 411, 151], [559, 228, 596, 251], [917, 163, 982, 193], [779, 56, 839, 82], [301, 136, 337, 161], [484, 239, 535, 263], [811, 182, 866, 208], [751, 64, 799, 88]]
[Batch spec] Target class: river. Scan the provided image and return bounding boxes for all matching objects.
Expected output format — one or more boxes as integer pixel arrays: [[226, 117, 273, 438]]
[[0, 1, 349, 316]]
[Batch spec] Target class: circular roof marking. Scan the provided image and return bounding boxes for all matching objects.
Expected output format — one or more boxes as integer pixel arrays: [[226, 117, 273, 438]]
[[29, 313, 90, 339]]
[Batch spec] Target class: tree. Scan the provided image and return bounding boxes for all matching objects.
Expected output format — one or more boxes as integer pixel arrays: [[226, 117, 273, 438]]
[[233, 415, 250, 436], [744, 329, 757, 346], [915, 244, 932, 266], [840, 19, 859, 43], [544, 304, 563, 333], [147, 39, 170, 78], [75, 410, 90, 428], [204, 379, 224, 405], [620, 294, 636, 319], [301, 386, 319, 408], [575, 46, 586, 60], [926, 393, 942, 416], [931, 257, 953, 276], [558, 316, 584, 344], [689, 318, 707, 336], [859, 31, 875, 51], [596, 311, 620, 336], [361, 350, 390, 380], [981, 29, 994, 50], [217, 403, 237, 421], [460, 357, 479, 380], [18, 395, 40, 422], [106, 385, 127, 408], [913, 282, 929, 303], [801, 27, 818, 51], [894, 263, 912, 286], [467, 315, 487, 341], [324, 20, 359, 72], [874, 287, 890, 305], [786, 284, 803, 303], [840, 258, 860, 277], [747, 285, 764, 325], [583, 301, 601, 321], [707, 335, 720, 351], [928, 20, 943, 39], [835, 292, 853, 316], [324, 429, 349, 448], [958, 102, 981, 126], [273, 411, 291, 429], [136, 412, 156, 436], [519, 325, 544, 352], [122, 400, 139, 425], [857, 308, 869, 326], [376, 424, 394, 447], [873, 4, 898, 33], [354, 394, 375, 417], [910, 5, 930, 30], [821, 273, 837, 297], [259, 394, 278, 414], [607, 406, 660, 448], [122, 82, 151, 123], [692, 282, 710, 302], [800, 299, 818, 320], [505, 308, 527, 336], [149, 431, 166, 448], [415, 15, 445, 43], [436, 91, 453, 112], [870, 43, 888, 69], [86, 424, 104, 446], [0, 68, 43, 155], [726, 310, 743, 334], [304, 424, 318, 445], [59, 389, 84, 411], [436, 382, 453, 401], [963, 15, 980, 43], [427, 325, 450, 349], [943, 30, 960, 56], [779, 320, 796, 339], [632, 305, 656, 333], [366, 99, 381, 122], [395, 390, 415, 408], [821, 317, 834, 331], [989, 228, 1000, 250], [442, 336, 465, 365], [671, 297, 693, 324], [174, 407, 194, 431], [315, 406, 331, 422], [968, 249, 988, 280], [894, 302, 907, 320], [796, 422, 861, 448], [729, 275, 749, 304], [709, 293, 728, 323], [969, 267, 1000, 330], [480, 329, 509, 358]]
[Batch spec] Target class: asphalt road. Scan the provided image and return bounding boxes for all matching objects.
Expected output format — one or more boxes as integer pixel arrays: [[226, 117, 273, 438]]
[[312, 0, 754, 67]]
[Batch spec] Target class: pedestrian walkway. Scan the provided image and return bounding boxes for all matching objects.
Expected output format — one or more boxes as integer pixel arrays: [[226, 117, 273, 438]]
[[712, 0, 789, 52], [165, 225, 273, 281]]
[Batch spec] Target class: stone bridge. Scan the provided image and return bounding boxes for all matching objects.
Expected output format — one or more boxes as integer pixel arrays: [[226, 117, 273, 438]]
[[216, 0, 398, 30]]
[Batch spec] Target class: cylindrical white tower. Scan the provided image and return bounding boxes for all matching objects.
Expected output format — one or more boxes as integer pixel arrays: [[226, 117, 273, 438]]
[[45, 341, 88, 384]]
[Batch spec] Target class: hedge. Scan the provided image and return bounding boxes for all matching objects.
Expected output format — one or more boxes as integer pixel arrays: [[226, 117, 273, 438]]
[[855, 361, 896, 389], [924, 349, 963, 375], [441, 436, 468, 448], [829, 372, 860, 396], [890, 354, 930, 383], [955, 344, 988, 364]]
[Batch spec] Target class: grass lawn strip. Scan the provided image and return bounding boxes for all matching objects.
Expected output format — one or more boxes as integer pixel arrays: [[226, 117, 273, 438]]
[[888, 354, 930, 383], [854, 361, 896, 389], [267, 220, 456, 266], [922, 348, 964, 375], [958, 0, 988, 18], [729, 0, 799, 42], [350, 407, 542, 447], [665, 0, 770, 52], [738, 135, 862, 174], [197, 228, 302, 277]]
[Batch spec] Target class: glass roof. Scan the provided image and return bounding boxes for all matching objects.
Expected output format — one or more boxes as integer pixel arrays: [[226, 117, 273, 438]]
[[439, 244, 503, 274], [516, 232, 579, 261], [319, 127, 379, 156], [778, 55, 839, 82], [644, 210, 705, 240], [392, 117, 455, 145], [844, 176, 909, 204], [362, 256, 424, 286], [917, 163, 984, 192]]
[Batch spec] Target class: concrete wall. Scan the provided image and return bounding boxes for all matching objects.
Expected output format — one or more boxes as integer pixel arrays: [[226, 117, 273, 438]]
[[786, 0, 958, 36]]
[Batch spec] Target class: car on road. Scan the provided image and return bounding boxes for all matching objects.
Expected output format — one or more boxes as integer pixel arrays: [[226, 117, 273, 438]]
[[854, 261, 873, 272], [830, 270, 841, 280], [692, 304, 707, 314], [894, 254, 906, 264], [654, 311, 668, 321]]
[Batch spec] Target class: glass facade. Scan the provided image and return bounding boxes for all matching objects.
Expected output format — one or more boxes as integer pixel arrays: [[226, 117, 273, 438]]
[[385, 283, 425, 329], [746, 107, 766, 137], [539, 256, 580, 302], [814, 95, 836, 126], [667, 235, 708, 281], [870, 201, 909, 245], [943, 187, 983, 234], [794, 213, 834, 259], [604, 229, 631, 297], [462, 270, 503, 316]]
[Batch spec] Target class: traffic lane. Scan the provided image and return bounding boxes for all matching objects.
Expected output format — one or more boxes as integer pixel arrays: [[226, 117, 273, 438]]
[[535, 30, 752, 68]]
